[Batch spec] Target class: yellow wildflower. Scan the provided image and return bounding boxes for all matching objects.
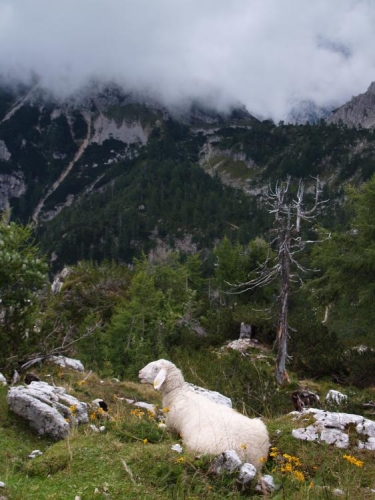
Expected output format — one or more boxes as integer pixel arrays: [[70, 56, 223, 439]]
[[343, 454, 364, 468], [292, 470, 305, 482], [130, 408, 144, 418], [162, 407, 170, 413], [281, 463, 294, 473], [143, 438, 148, 444], [240, 443, 247, 450], [69, 405, 77, 414], [283, 453, 301, 466], [176, 457, 185, 463]]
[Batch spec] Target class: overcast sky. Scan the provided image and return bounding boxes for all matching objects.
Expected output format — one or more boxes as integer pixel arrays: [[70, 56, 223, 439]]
[[1, 0, 375, 121]]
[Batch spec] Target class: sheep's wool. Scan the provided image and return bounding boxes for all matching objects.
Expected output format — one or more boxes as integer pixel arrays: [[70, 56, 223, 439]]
[[139, 359, 270, 470]]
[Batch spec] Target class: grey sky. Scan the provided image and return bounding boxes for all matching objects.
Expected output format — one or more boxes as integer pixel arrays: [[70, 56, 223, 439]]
[[1, 0, 375, 121]]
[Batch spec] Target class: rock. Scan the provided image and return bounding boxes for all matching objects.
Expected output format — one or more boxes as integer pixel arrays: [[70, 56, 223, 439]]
[[48, 355, 84, 372], [332, 489, 345, 496], [358, 437, 375, 451], [255, 474, 276, 493], [291, 389, 320, 411], [238, 463, 257, 484], [325, 390, 348, 405], [187, 383, 232, 408], [0, 373, 7, 386], [51, 267, 71, 294], [291, 408, 375, 450], [0, 172, 26, 210], [171, 444, 183, 453], [28, 450, 43, 459], [131, 401, 157, 413], [292, 425, 319, 442], [0, 140, 11, 161], [327, 81, 375, 128], [224, 338, 261, 355], [7, 381, 88, 440], [210, 450, 242, 474], [239, 322, 252, 340]]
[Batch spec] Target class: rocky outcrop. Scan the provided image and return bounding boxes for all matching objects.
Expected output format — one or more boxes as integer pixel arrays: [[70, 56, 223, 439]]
[[291, 408, 375, 450], [7, 381, 89, 440], [327, 82, 375, 128], [0, 140, 11, 161], [187, 383, 232, 408], [91, 114, 148, 145], [0, 172, 26, 209]]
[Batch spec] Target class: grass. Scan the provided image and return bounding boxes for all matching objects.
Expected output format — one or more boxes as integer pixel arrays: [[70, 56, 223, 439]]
[[1, 358, 375, 499]]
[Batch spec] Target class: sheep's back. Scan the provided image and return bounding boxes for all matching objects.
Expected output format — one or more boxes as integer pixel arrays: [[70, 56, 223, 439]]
[[163, 389, 269, 470]]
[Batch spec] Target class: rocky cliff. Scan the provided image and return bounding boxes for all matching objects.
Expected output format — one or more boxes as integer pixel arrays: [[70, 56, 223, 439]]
[[327, 82, 375, 128]]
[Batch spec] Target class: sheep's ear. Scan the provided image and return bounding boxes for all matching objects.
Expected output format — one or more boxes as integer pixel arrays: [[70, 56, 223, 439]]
[[153, 368, 167, 390]]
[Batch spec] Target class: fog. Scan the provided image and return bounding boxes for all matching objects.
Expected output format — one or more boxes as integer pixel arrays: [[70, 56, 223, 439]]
[[1, 0, 375, 121]]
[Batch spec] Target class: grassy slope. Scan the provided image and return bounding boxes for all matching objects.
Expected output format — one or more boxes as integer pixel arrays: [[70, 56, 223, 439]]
[[1, 359, 375, 499]]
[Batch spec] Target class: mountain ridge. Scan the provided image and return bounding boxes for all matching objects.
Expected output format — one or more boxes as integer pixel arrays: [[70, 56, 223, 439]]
[[1, 79, 375, 268]]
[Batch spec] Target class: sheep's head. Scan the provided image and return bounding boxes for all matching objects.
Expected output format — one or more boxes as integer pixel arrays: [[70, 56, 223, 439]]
[[139, 359, 174, 391]]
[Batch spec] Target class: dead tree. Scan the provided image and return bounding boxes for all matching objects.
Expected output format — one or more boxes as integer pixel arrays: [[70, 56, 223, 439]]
[[230, 176, 326, 385]]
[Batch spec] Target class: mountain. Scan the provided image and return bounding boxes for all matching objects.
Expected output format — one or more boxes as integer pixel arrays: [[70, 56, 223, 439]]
[[326, 81, 375, 128], [286, 100, 331, 125], [1, 79, 375, 268]]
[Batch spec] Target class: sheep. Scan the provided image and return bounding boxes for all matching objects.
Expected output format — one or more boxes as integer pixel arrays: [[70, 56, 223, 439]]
[[139, 359, 270, 470]]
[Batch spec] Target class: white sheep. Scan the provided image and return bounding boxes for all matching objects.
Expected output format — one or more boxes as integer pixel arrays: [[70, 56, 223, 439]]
[[139, 359, 270, 470]]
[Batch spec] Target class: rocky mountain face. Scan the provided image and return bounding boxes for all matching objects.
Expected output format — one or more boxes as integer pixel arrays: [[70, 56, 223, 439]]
[[1, 79, 375, 267], [326, 82, 375, 128], [0, 81, 258, 219]]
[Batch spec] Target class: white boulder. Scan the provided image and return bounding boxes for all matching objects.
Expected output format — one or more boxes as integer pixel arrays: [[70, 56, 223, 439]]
[[48, 355, 84, 372], [292, 408, 375, 449], [238, 463, 257, 484], [187, 383, 232, 407], [325, 390, 348, 405], [210, 450, 242, 474], [7, 381, 88, 440]]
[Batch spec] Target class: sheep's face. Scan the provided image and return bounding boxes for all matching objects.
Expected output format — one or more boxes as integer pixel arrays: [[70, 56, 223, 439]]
[[139, 360, 171, 390]]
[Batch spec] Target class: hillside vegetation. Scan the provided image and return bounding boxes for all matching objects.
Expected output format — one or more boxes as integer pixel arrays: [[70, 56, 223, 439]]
[[1, 353, 375, 499]]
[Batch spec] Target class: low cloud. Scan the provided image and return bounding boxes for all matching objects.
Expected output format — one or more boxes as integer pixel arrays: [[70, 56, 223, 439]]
[[1, 0, 375, 121]]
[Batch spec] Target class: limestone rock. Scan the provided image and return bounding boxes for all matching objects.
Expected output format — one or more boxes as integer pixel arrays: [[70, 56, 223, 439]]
[[187, 383, 232, 408], [7, 381, 88, 440], [291, 408, 375, 450], [327, 81, 375, 128], [210, 450, 242, 474], [325, 390, 348, 405], [48, 355, 84, 372], [238, 463, 257, 484]]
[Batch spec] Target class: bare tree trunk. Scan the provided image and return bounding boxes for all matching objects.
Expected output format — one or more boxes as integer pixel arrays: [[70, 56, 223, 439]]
[[275, 233, 291, 384], [275, 213, 292, 385]]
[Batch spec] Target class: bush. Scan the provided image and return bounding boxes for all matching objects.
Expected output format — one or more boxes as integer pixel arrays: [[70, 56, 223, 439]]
[[288, 315, 344, 379]]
